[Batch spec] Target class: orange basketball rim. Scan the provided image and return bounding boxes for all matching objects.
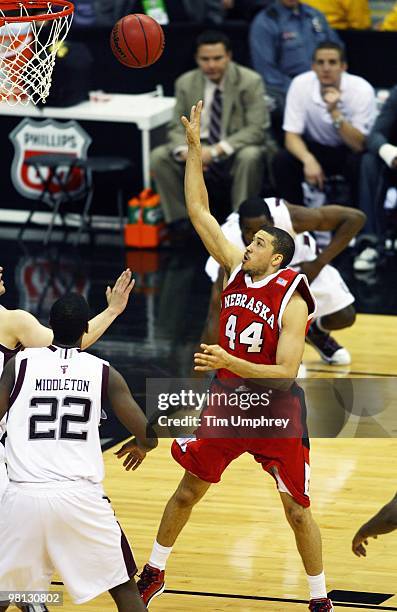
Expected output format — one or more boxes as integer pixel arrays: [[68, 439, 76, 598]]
[[0, 0, 74, 105]]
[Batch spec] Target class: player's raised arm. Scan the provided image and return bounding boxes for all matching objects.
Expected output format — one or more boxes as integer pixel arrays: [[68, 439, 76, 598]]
[[81, 268, 135, 349], [3, 269, 134, 350], [6, 309, 54, 348], [288, 203, 366, 282], [182, 102, 243, 276]]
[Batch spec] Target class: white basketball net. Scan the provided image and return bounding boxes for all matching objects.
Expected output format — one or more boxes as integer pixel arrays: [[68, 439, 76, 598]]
[[0, 2, 74, 105]]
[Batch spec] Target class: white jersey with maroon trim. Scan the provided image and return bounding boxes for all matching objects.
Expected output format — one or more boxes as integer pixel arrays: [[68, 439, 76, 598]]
[[5, 346, 109, 484]]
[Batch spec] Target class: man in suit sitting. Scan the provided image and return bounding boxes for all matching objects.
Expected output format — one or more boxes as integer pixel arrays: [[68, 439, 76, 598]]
[[150, 30, 270, 240]]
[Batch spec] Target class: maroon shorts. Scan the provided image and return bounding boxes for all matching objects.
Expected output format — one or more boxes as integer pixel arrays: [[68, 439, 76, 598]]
[[171, 437, 311, 508]]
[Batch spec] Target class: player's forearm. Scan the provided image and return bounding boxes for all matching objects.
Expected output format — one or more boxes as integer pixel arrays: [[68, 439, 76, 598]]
[[314, 210, 366, 268], [224, 354, 297, 389], [331, 111, 366, 152], [339, 124, 365, 152], [81, 308, 119, 350], [116, 404, 158, 451], [184, 138, 211, 221], [359, 496, 397, 537]]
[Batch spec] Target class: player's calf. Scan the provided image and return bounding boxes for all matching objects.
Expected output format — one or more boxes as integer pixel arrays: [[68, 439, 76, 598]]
[[109, 578, 147, 612], [321, 305, 356, 330]]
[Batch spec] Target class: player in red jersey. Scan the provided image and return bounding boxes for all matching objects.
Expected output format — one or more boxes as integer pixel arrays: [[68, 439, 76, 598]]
[[128, 102, 334, 611]]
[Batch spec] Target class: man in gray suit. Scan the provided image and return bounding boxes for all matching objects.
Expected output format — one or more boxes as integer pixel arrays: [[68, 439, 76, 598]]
[[150, 31, 270, 236]]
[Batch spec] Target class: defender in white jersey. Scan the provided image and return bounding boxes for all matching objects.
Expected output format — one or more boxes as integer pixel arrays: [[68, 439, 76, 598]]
[[204, 197, 365, 365], [0, 266, 134, 501], [0, 293, 156, 612]]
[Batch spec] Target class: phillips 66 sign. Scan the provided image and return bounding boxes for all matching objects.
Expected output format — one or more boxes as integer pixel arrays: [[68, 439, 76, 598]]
[[9, 118, 91, 203]]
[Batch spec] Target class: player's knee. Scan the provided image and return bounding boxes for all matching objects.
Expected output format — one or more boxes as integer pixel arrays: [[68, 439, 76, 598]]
[[285, 504, 309, 530], [174, 483, 201, 508], [323, 305, 356, 329]]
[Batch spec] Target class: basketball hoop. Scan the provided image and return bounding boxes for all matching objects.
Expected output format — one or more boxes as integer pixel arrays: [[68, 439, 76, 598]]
[[0, 1, 74, 105]]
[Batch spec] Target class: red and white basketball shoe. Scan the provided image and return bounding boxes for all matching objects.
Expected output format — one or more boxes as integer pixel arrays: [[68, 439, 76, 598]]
[[309, 597, 334, 611], [137, 563, 165, 607]]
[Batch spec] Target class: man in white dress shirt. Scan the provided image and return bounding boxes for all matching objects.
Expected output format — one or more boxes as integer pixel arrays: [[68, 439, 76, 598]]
[[273, 40, 376, 206]]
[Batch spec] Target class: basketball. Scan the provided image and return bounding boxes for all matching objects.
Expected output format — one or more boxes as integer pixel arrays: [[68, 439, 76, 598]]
[[110, 14, 165, 69]]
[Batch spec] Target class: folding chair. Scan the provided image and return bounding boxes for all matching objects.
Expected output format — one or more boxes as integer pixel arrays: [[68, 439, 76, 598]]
[[19, 153, 87, 245]]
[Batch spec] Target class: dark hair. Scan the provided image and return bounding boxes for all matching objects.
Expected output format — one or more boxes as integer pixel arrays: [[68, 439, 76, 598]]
[[238, 197, 272, 221], [50, 293, 89, 345], [195, 30, 232, 53], [261, 226, 295, 267], [313, 41, 345, 62]]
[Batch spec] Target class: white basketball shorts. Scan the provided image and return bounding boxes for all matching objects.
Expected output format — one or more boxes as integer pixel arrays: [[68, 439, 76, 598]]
[[0, 444, 8, 501], [308, 263, 354, 319], [0, 480, 137, 604]]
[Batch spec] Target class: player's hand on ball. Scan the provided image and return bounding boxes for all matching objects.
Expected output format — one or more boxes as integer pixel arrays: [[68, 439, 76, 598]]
[[181, 100, 203, 147], [194, 343, 231, 371], [352, 529, 377, 557], [115, 437, 146, 471], [106, 268, 135, 314]]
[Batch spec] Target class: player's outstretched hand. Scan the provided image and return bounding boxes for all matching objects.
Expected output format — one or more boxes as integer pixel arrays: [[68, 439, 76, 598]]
[[106, 268, 135, 315], [352, 528, 377, 557], [114, 438, 147, 471], [194, 343, 230, 372], [181, 100, 203, 147]]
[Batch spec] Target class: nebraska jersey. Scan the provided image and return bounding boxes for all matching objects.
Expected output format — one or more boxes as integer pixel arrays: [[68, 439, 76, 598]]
[[5, 345, 109, 484], [218, 266, 316, 379]]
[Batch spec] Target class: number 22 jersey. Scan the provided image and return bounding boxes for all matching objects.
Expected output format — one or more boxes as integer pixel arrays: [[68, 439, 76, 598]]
[[5, 345, 109, 484], [217, 266, 316, 379]]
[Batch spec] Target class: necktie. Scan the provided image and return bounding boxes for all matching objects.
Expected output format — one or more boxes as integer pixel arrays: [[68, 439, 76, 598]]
[[208, 87, 223, 145]]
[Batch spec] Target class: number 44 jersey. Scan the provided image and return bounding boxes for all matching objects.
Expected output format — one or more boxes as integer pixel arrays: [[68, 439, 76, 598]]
[[5, 346, 109, 484], [218, 265, 316, 380]]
